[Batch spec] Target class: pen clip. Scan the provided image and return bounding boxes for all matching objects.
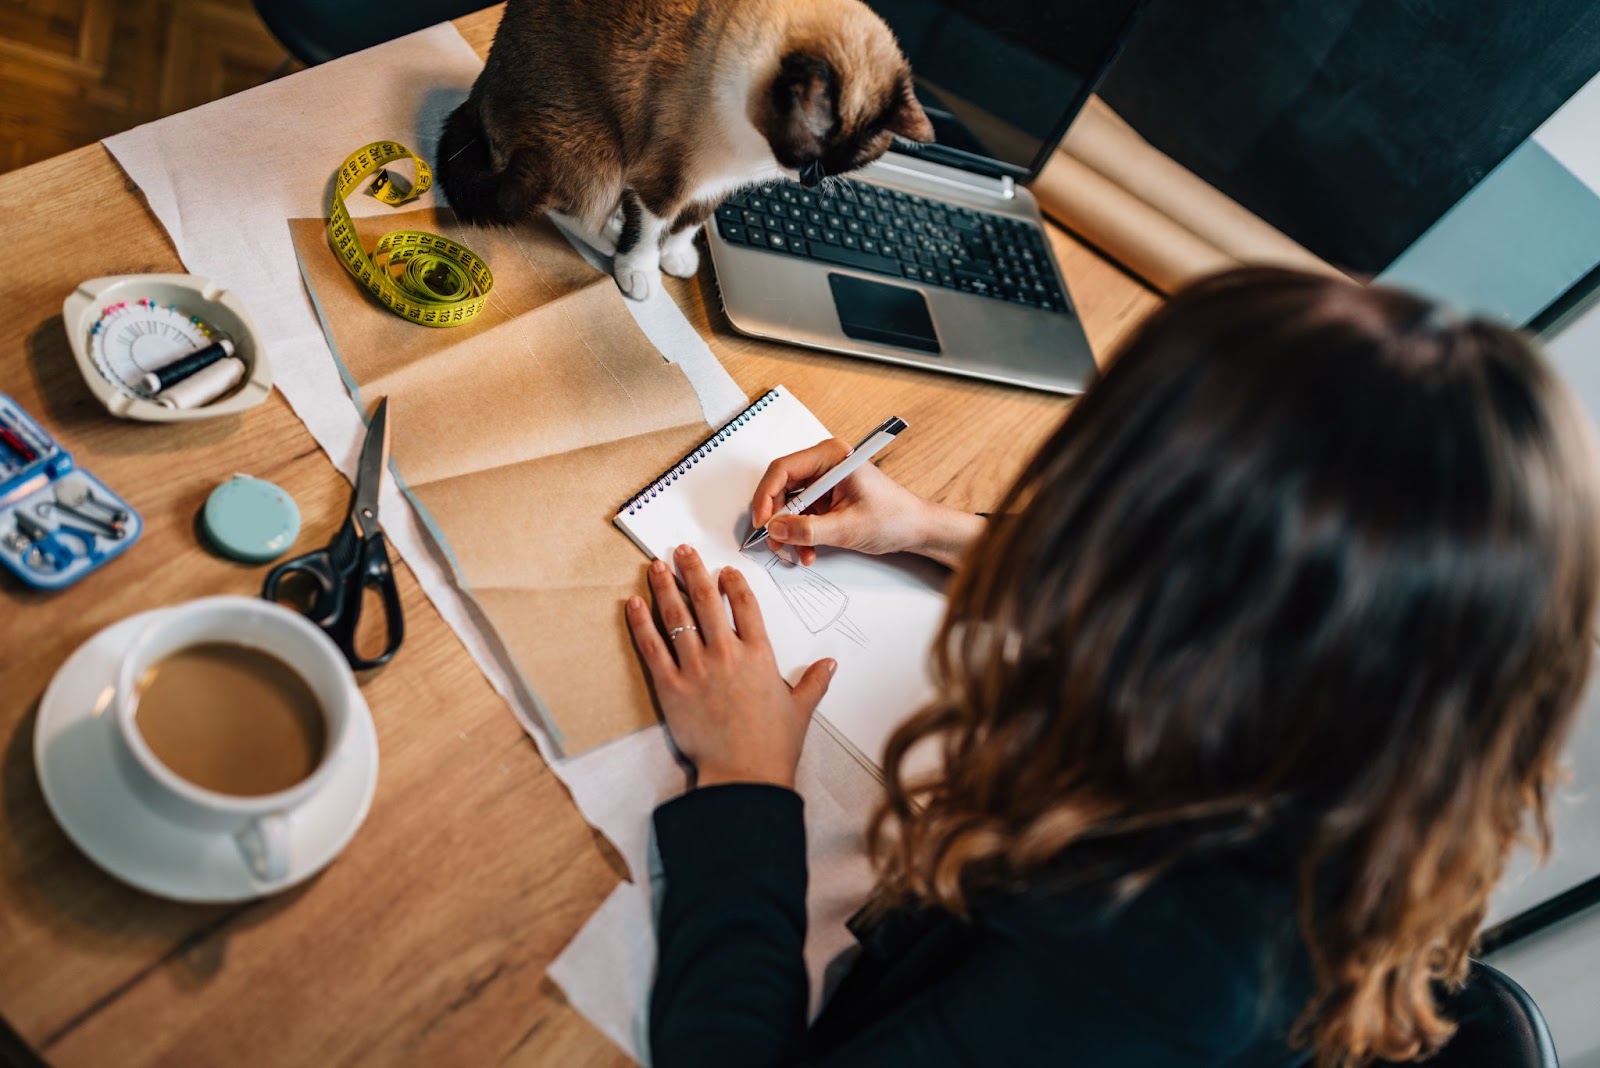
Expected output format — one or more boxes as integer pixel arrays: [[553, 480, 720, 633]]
[[849, 416, 906, 454]]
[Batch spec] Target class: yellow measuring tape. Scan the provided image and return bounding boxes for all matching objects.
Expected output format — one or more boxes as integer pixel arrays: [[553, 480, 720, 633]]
[[328, 141, 493, 328]]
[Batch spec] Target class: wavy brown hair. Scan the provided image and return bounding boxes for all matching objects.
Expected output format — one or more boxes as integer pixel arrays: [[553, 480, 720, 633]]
[[868, 268, 1600, 1065]]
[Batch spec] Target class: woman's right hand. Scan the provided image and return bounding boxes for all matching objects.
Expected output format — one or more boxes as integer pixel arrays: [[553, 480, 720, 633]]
[[751, 439, 987, 568]]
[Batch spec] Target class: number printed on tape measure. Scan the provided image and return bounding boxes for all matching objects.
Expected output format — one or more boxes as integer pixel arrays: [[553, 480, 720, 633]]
[[328, 140, 494, 328]]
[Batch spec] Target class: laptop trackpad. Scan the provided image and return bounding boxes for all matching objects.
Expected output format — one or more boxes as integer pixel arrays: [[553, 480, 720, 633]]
[[827, 273, 941, 354]]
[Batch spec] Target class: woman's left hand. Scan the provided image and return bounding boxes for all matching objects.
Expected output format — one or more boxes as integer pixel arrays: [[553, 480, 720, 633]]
[[627, 544, 836, 789]]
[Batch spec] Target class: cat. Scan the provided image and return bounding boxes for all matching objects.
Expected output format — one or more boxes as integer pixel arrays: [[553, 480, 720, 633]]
[[438, 0, 933, 300]]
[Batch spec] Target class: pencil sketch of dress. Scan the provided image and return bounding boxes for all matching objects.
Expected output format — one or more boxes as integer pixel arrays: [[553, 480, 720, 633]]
[[760, 555, 870, 649]]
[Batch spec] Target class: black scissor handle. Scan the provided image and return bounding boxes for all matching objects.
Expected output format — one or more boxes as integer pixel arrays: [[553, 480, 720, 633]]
[[262, 547, 347, 629], [324, 531, 404, 670]]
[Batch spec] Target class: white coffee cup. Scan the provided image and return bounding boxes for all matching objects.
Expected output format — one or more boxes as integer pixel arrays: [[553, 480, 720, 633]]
[[111, 596, 354, 883]]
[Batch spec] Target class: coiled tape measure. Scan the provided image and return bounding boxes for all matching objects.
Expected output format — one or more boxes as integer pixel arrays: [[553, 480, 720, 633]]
[[329, 141, 494, 328]]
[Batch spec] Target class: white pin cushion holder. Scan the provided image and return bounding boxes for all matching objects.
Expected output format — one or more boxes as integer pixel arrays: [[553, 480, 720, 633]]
[[63, 274, 272, 422], [111, 597, 355, 883]]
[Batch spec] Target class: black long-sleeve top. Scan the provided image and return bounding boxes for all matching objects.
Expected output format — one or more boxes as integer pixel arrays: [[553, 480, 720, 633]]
[[650, 784, 1315, 1067]]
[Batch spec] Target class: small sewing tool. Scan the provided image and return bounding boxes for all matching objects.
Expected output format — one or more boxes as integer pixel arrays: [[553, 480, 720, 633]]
[[89, 298, 216, 399], [13, 512, 97, 575], [0, 406, 45, 473], [0, 425, 36, 464], [141, 336, 236, 393], [329, 141, 493, 328], [38, 482, 128, 540], [0, 394, 142, 589], [203, 475, 300, 563], [58, 480, 130, 526], [262, 398, 404, 669]]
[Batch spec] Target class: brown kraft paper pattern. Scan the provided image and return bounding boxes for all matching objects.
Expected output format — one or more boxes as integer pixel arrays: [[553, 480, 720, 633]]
[[290, 210, 711, 755]]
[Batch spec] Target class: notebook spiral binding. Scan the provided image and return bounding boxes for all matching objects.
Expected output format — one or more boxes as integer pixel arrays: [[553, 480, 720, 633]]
[[621, 389, 782, 515]]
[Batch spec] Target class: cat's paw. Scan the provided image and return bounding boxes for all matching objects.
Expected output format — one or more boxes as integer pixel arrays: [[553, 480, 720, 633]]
[[613, 256, 657, 300], [601, 208, 625, 247], [660, 240, 700, 279]]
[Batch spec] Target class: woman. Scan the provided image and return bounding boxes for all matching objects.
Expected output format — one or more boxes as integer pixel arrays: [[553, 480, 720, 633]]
[[623, 268, 1600, 1067]]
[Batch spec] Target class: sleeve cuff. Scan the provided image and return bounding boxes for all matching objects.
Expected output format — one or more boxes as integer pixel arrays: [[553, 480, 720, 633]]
[[654, 784, 806, 886]]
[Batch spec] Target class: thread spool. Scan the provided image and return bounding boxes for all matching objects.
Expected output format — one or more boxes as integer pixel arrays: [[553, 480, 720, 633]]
[[155, 357, 246, 410], [141, 337, 235, 394]]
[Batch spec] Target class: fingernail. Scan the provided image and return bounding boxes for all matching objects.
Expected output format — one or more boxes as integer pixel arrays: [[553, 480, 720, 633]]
[[826, 659, 838, 677], [768, 517, 788, 536], [675, 544, 692, 558], [650, 559, 667, 574], [627, 596, 643, 610]]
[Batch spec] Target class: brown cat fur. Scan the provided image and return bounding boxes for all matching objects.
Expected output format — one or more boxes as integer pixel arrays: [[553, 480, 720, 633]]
[[438, 0, 933, 299]]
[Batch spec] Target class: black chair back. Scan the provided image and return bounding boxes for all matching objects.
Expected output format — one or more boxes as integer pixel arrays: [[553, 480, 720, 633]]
[[252, 0, 490, 65], [1371, 959, 1559, 1068]]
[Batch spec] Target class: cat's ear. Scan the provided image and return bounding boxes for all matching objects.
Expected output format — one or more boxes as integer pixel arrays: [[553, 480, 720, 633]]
[[773, 52, 839, 150], [885, 74, 934, 143]]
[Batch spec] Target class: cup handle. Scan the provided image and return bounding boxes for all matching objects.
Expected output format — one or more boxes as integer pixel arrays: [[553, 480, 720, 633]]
[[234, 813, 291, 882]]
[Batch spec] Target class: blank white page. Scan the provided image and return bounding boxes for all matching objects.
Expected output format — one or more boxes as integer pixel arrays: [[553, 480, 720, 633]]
[[615, 386, 946, 774]]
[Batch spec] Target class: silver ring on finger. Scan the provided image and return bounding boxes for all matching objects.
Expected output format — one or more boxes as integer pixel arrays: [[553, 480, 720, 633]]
[[668, 624, 699, 641]]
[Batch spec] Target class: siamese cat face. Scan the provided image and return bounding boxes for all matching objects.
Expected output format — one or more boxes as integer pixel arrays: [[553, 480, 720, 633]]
[[756, 51, 935, 188]]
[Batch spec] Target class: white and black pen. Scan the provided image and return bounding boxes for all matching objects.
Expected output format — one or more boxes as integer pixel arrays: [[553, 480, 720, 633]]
[[741, 416, 908, 550]]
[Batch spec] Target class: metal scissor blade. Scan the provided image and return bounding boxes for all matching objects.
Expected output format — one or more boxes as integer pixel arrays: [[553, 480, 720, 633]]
[[351, 397, 390, 536]]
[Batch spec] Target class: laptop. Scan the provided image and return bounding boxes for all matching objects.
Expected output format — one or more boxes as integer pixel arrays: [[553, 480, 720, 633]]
[[706, 0, 1150, 395]]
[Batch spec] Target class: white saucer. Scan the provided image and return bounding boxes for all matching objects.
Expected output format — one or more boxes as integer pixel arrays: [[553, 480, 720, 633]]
[[34, 608, 379, 903]]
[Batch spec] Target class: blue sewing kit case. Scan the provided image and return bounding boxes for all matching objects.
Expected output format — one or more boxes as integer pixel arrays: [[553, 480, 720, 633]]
[[0, 393, 142, 590]]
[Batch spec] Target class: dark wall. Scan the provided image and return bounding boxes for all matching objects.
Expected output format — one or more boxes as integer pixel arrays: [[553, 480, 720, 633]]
[[1097, 0, 1600, 273]]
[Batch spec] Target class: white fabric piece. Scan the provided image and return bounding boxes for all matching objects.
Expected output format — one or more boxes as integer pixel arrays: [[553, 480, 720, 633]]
[[546, 884, 656, 1064], [102, 24, 887, 1064]]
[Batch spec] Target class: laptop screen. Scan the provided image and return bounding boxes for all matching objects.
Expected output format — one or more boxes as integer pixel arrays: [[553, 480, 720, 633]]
[[866, 0, 1149, 180]]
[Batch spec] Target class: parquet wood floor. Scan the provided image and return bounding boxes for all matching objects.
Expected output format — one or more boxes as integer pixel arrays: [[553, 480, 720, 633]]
[[0, 0, 293, 174]]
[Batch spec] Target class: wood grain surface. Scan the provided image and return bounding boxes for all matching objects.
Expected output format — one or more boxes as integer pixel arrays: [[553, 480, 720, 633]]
[[0, 8, 1159, 1065], [0, 0, 292, 174]]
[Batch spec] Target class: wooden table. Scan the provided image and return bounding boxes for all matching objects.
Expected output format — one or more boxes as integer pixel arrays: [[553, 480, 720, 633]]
[[0, 8, 1159, 1065]]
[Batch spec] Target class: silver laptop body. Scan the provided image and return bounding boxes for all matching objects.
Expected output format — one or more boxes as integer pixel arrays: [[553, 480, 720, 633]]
[[707, 0, 1145, 396], [708, 148, 1095, 395]]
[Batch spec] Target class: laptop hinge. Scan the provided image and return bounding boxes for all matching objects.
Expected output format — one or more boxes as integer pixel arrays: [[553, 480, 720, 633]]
[[999, 175, 1016, 200]]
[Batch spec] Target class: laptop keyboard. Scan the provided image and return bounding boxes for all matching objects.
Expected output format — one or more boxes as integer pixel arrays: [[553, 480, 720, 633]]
[[713, 178, 1071, 313]]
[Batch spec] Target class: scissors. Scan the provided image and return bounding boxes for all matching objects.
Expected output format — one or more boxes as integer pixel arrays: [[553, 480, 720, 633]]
[[263, 397, 404, 669]]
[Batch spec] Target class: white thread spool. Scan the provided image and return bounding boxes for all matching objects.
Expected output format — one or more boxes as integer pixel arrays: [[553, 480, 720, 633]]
[[155, 356, 246, 410]]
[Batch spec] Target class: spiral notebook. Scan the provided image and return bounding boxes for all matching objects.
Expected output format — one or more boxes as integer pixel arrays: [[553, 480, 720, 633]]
[[613, 386, 947, 776]]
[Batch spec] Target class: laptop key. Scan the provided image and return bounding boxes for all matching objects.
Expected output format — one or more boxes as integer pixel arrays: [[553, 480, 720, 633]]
[[716, 175, 1073, 316], [809, 242, 903, 276]]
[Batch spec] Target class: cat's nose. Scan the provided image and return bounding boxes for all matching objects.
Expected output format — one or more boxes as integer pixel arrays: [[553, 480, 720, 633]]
[[798, 160, 827, 188]]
